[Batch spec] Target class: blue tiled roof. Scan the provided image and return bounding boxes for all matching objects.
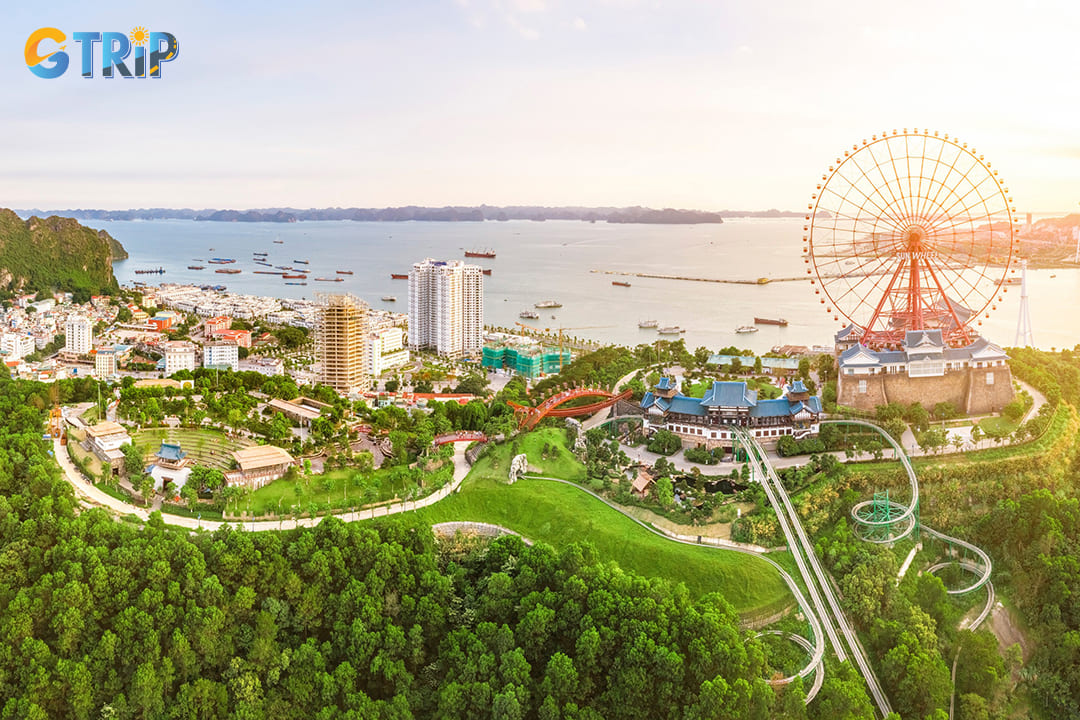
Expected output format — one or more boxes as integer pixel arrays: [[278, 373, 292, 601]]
[[157, 442, 186, 461], [789, 379, 808, 394], [700, 381, 757, 408], [656, 377, 674, 390], [751, 399, 794, 418], [667, 396, 707, 416], [641, 391, 656, 409]]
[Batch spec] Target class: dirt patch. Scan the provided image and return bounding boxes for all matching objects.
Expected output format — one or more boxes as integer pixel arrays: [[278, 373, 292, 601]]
[[990, 602, 1031, 663]]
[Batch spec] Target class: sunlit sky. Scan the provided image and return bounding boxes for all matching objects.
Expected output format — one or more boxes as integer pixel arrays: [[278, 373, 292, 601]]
[[3, 1, 1080, 211]]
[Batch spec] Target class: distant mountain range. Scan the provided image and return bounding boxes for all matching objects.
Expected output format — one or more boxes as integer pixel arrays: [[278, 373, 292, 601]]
[[14, 206, 806, 224]]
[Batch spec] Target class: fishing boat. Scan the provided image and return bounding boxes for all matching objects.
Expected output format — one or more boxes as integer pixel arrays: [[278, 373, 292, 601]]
[[612, 280, 631, 287], [187, 265, 205, 270], [638, 320, 658, 328], [381, 295, 396, 302], [314, 277, 344, 282], [391, 273, 408, 279], [535, 300, 562, 308], [134, 268, 165, 275], [754, 317, 788, 326], [519, 310, 540, 319], [658, 326, 684, 335], [735, 325, 759, 333], [336, 270, 354, 275], [282, 274, 306, 279], [465, 249, 496, 258], [216, 268, 242, 274]]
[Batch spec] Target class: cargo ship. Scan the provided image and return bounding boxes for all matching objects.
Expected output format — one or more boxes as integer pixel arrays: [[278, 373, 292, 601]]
[[187, 265, 205, 270], [391, 273, 408, 279], [254, 261, 273, 267], [754, 317, 788, 326], [216, 268, 242, 274], [612, 281, 631, 287], [282, 274, 306, 279], [534, 300, 562, 308], [482, 269, 492, 275], [254, 270, 284, 275], [314, 277, 344, 282], [336, 270, 354, 275], [465, 249, 496, 258], [208, 258, 236, 264], [519, 310, 540, 319], [253, 251, 268, 256], [293, 259, 309, 264], [381, 295, 396, 302]]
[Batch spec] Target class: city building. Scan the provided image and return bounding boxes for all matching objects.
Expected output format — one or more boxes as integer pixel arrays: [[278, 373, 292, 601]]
[[408, 258, 483, 358], [94, 347, 117, 377], [225, 445, 295, 489], [370, 326, 410, 376], [482, 335, 570, 378], [203, 343, 239, 371], [240, 356, 284, 376], [835, 327, 1013, 414], [162, 341, 197, 376], [640, 377, 823, 449], [205, 315, 231, 335], [1, 332, 35, 361], [212, 328, 252, 347], [65, 316, 93, 355], [317, 294, 371, 395], [149, 310, 184, 332]]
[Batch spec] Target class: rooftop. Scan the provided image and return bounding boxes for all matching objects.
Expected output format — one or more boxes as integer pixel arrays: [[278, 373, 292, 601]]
[[85, 421, 127, 438], [156, 442, 186, 461], [233, 445, 295, 472]]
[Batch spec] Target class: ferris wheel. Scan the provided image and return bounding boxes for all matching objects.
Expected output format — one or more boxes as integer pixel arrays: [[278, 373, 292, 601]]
[[804, 129, 1018, 347]]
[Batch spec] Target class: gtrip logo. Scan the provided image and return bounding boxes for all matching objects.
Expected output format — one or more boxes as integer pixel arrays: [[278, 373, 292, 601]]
[[25, 27, 179, 79]]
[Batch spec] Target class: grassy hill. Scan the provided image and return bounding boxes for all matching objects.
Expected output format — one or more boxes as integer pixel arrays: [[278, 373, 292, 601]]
[[0, 209, 126, 299]]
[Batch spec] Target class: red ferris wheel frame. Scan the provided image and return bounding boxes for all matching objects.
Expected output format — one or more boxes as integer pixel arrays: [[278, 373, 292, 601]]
[[804, 129, 1018, 348]]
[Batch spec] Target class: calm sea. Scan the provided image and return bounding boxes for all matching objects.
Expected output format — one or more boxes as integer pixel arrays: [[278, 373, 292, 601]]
[[94, 218, 1073, 354]]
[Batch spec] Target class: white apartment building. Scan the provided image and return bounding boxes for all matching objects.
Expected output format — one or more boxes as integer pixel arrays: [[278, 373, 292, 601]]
[[2, 333, 35, 361], [370, 326, 410, 376], [65, 316, 93, 355], [203, 343, 239, 371], [94, 348, 117, 378], [408, 258, 483, 358], [163, 341, 197, 375]]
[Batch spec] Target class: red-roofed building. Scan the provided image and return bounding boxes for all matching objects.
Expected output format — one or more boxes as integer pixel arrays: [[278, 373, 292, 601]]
[[205, 316, 231, 335], [213, 329, 252, 348]]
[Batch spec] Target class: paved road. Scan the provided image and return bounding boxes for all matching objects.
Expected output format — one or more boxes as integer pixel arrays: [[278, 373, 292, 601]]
[[55, 438, 470, 532]]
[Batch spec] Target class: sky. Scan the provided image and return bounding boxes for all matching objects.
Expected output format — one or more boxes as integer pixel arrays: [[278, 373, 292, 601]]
[[3, 0, 1080, 211]]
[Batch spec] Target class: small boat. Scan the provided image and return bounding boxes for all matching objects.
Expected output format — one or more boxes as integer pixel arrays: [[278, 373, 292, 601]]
[[285, 281, 307, 286], [535, 300, 562, 308], [381, 295, 397, 302], [314, 277, 344, 282], [187, 265, 205, 270], [134, 268, 165, 275], [391, 273, 408, 279], [275, 265, 290, 270], [282, 274, 306, 279], [255, 261, 273, 267], [612, 281, 631, 287], [520, 310, 540, 319], [638, 320, 658, 328], [336, 270, 354, 275], [216, 268, 242, 274], [254, 271, 284, 275], [658, 326, 683, 335], [208, 258, 235, 264], [253, 252, 268, 256], [754, 317, 788, 326], [293, 259, 309, 265], [273, 239, 284, 244], [735, 325, 759, 333], [465, 249, 496, 258], [213, 285, 226, 291]]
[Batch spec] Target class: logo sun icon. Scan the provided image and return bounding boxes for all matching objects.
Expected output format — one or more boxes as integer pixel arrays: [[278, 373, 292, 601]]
[[129, 26, 149, 46]]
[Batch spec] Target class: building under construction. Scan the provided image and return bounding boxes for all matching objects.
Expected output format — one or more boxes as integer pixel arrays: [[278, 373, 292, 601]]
[[317, 294, 371, 395], [482, 336, 570, 378]]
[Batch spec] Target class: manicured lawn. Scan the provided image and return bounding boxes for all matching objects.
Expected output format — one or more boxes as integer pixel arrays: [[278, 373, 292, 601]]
[[468, 427, 586, 483], [132, 428, 253, 471], [978, 415, 1019, 437], [415, 472, 790, 614]]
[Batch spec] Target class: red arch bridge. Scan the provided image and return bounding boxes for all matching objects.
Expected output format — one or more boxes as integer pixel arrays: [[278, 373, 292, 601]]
[[508, 387, 633, 430], [432, 431, 489, 447]]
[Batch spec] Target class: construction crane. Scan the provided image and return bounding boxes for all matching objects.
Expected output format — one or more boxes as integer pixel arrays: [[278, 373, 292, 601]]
[[514, 322, 614, 370]]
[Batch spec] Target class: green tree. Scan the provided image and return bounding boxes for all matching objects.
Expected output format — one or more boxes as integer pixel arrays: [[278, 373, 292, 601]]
[[121, 441, 144, 478]]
